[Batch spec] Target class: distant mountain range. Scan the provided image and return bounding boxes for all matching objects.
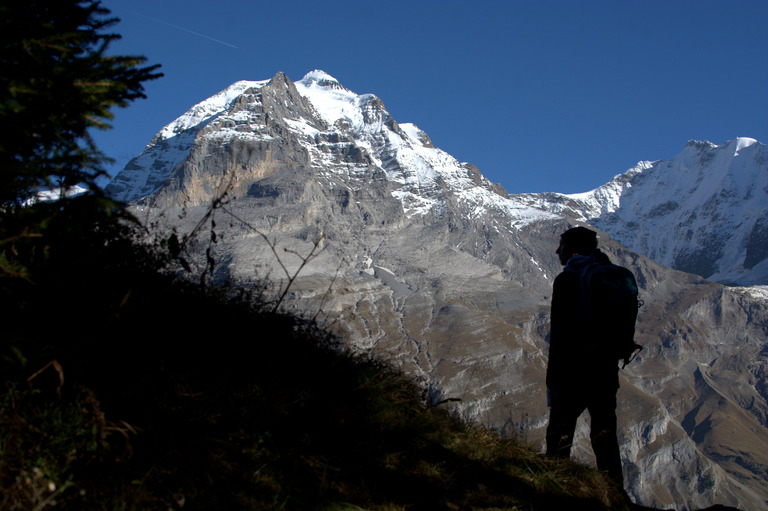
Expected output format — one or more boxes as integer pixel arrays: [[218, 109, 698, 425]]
[[106, 70, 768, 510], [518, 137, 767, 286]]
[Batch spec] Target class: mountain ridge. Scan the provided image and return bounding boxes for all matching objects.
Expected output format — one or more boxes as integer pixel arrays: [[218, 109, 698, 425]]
[[516, 137, 767, 286]]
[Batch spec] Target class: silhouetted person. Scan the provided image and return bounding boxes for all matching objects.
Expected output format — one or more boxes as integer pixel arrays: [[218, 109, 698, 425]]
[[545, 226, 624, 487]]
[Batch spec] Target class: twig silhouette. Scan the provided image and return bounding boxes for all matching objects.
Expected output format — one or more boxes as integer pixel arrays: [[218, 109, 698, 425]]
[[159, 168, 331, 312], [218, 204, 325, 312]]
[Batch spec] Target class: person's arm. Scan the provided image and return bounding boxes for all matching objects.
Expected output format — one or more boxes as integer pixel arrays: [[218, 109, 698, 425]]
[[546, 271, 581, 389]]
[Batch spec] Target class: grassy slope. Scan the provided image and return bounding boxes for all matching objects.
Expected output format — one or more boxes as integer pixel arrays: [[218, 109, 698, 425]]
[[1, 200, 634, 510]]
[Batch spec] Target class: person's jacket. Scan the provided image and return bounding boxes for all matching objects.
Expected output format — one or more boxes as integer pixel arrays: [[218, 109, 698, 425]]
[[546, 249, 619, 390]]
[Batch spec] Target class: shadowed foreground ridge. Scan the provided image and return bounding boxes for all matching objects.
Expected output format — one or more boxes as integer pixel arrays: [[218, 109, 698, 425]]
[[0, 198, 742, 510]]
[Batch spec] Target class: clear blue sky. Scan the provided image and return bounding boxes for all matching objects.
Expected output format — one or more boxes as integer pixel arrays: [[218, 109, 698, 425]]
[[93, 0, 768, 194]]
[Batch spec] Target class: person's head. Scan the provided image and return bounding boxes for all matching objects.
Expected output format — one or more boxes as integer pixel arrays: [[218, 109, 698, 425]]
[[556, 226, 597, 265]]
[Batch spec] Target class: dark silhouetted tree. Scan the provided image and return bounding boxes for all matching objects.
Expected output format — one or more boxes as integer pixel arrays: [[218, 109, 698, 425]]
[[0, 0, 161, 205], [0, 0, 161, 279]]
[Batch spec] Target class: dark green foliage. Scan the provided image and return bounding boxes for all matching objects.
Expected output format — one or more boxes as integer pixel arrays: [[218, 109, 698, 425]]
[[0, 0, 161, 289], [0, 0, 161, 205]]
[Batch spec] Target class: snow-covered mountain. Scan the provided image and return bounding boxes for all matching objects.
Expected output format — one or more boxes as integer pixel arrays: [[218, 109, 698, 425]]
[[105, 71, 768, 510], [107, 70, 549, 227], [519, 138, 767, 286]]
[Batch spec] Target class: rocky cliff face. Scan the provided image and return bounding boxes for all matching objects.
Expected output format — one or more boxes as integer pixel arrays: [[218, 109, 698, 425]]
[[106, 71, 768, 510]]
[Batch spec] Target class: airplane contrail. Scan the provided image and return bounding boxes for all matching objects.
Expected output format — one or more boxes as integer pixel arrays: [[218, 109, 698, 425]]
[[131, 11, 239, 49]]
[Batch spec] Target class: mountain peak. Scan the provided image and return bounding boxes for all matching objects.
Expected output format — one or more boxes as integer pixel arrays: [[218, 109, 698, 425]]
[[298, 70, 346, 91], [684, 139, 717, 150], [729, 136, 759, 154], [684, 137, 759, 155]]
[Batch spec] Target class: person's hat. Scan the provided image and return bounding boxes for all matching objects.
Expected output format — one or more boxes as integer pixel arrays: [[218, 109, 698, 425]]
[[560, 226, 598, 251]]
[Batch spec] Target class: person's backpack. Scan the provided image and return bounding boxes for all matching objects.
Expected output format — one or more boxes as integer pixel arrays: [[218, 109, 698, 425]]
[[574, 257, 643, 368]]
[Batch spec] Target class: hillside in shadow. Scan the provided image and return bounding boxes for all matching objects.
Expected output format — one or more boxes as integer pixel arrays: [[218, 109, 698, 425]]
[[0, 196, 737, 511]]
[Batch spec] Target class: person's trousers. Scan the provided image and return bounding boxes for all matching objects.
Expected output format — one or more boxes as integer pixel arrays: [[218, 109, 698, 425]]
[[545, 385, 623, 486]]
